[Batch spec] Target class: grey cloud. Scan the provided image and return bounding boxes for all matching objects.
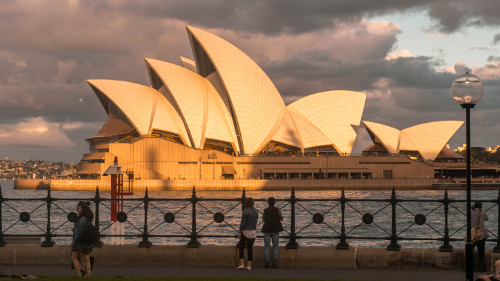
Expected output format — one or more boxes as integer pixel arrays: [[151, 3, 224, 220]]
[[97, 0, 433, 35], [494, 34, 500, 45], [91, 0, 500, 35], [427, 0, 500, 33], [487, 56, 500, 62]]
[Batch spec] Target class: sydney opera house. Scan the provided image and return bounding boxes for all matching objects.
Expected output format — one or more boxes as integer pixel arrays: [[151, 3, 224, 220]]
[[69, 26, 466, 190]]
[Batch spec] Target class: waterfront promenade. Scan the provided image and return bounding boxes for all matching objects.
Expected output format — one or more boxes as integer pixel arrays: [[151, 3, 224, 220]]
[[1, 265, 465, 281]]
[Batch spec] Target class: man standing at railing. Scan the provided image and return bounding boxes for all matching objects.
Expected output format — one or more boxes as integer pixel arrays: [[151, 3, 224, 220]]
[[262, 197, 284, 268]]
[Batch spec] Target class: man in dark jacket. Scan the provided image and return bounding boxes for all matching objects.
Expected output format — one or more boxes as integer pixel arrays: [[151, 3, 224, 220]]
[[262, 197, 284, 268]]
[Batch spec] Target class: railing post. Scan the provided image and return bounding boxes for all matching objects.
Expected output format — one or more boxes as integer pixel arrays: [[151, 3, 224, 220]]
[[236, 188, 247, 247], [336, 187, 349, 249], [41, 187, 55, 247], [241, 188, 246, 211], [494, 188, 500, 252], [94, 186, 103, 247], [440, 189, 453, 252], [0, 185, 5, 247], [286, 186, 299, 249], [139, 187, 152, 248], [187, 186, 200, 248], [387, 187, 400, 251]]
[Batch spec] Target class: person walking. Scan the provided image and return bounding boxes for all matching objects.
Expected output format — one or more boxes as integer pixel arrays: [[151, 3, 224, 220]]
[[71, 201, 94, 277], [262, 197, 284, 268], [472, 201, 489, 272], [237, 198, 258, 270]]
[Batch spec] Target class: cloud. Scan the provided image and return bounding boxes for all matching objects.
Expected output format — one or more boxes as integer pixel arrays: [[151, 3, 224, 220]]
[[427, 0, 500, 33], [494, 34, 500, 44], [0, 117, 74, 147], [468, 46, 490, 51], [487, 56, 500, 62], [385, 49, 414, 60], [454, 62, 467, 75]]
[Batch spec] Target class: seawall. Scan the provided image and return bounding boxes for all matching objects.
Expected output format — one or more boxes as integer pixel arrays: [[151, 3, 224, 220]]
[[14, 178, 440, 191], [0, 244, 498, 271]]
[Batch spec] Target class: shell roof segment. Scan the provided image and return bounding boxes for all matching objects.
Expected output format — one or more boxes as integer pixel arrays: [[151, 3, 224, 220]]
[[146, 58, 238, 152], [362, 121, 400, 154], [180, 56, 197, 73], [289, 91, 366, 155], [150, 90, 191, 146], [402, 121, 464, 160], [287, 109, 331, 148], [204, 78, 240, 153], [146, 58, 208, 149], [87, 79, 158, 137], [270, 110, 303, 149], [362, 120, 464, 160], [186, 25, 286, 154]]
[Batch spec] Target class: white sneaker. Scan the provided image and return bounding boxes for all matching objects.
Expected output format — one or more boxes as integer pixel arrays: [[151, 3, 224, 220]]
[[246, 267, 252, 270], [236, 265, 245, 270]]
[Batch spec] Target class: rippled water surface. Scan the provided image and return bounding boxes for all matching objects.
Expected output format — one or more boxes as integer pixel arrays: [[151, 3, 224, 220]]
[[1, 179, 498, 249]]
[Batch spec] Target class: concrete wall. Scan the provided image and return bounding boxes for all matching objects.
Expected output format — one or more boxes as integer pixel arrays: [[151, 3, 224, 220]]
[[15, 178, 436, 191], [0, 245, 498, 271]]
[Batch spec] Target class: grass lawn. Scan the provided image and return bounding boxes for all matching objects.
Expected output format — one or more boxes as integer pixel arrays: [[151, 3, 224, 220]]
[[0, 275, 364, 281]]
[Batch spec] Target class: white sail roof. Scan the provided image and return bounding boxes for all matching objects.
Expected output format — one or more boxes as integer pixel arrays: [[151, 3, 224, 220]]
[[180, 56, 197, 73], [151, 91, 191, 146], [288, 109, 332, 148], [288, 91, 366, 155], [87, 79, 157, 136], [363, 120, 464, 160], [146, 58, 238, 151], [402, 121, 464, 160], [187, 25, 286, 154], [146, 58, 207, 148], [270, 110, 303, 148], [362, 121, 400, 154]]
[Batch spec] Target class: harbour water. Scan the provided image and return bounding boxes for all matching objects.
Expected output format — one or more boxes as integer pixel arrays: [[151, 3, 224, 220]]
[[1, 179, 498, 249]]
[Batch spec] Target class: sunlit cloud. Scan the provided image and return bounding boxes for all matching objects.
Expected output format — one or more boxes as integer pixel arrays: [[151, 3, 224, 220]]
[[0, 117, 75, 147]]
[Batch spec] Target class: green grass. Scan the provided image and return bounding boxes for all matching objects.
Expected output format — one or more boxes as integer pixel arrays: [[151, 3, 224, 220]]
[[0, 275, 364, 281]]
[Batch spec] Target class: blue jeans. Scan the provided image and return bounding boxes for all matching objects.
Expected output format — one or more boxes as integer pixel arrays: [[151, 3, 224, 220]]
[[264, 233, 279, 263]]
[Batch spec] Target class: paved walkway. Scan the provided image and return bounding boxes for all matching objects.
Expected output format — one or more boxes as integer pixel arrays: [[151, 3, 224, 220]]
[[0, 265, 480, 281]]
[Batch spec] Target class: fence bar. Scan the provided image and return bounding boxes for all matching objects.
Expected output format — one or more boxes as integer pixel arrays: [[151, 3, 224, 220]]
[[494, 189, 500, 253], [336, 187, 349, 249], [187, 186, 200, 248], [440, 189, 453, 252], [286, 187, 299, 249], [41, 187, 55, 247], [0, 185, 5, 247], [94, 186, 103, 247], [139, 187, 152, 247], [387, 187, 400, 251]]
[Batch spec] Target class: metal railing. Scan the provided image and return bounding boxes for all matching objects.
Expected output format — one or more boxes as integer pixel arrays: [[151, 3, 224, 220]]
[[1, 185, 500, 252]]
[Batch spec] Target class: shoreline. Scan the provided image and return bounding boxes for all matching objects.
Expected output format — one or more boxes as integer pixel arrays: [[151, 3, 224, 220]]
[[13, 178, 500, 191]]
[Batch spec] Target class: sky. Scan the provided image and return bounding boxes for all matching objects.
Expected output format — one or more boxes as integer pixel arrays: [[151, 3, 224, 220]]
[[0, 0, 499, 163]]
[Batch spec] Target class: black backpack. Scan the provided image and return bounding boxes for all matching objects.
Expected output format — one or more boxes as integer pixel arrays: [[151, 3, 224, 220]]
[[77, 220, 99, 244]]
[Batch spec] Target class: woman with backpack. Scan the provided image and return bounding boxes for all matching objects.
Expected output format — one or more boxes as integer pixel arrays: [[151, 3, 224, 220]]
[[71, 201, 94, 277], [472, 201, 489, 272]]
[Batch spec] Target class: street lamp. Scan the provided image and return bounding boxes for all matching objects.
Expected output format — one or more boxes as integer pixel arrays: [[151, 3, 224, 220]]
[[451, 68, 484, 281]]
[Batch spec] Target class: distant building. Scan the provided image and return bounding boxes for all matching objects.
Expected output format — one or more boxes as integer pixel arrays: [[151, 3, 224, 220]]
[[486, 145, 500, 153]]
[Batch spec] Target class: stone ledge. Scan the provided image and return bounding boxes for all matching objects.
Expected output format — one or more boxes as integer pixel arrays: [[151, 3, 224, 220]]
[[0, 245, 497, 270]]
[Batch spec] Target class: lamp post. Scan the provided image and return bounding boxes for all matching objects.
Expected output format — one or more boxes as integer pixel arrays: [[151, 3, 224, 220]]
[[451, 68, 484, 281]]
